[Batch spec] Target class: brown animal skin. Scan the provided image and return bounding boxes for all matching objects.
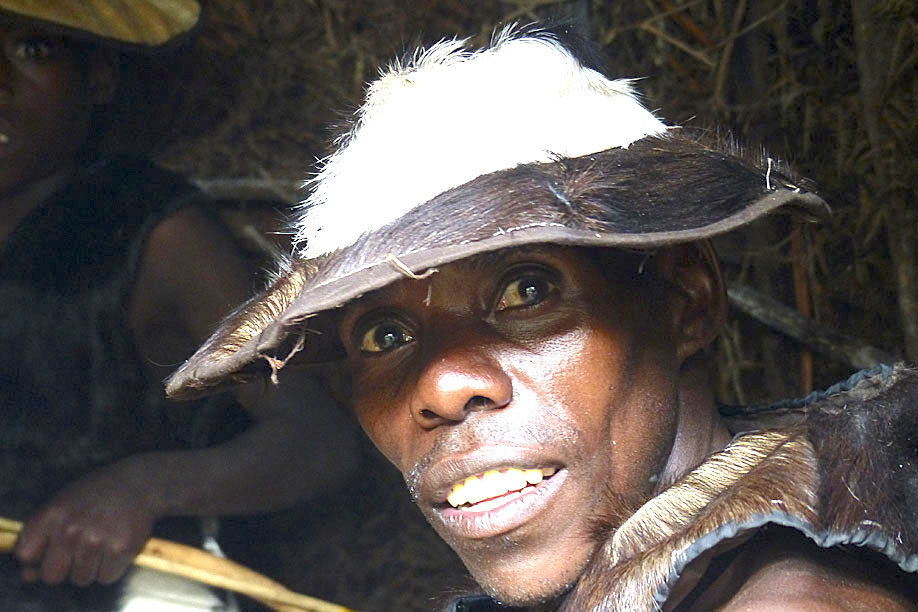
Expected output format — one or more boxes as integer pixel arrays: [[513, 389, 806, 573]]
[[558, 364, 917, 612]]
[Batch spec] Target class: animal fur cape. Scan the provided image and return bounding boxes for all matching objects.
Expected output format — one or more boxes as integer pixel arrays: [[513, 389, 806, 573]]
[[552, 363, 917, 610]]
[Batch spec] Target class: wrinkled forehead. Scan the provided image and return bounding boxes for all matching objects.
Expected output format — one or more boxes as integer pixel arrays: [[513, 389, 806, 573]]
[[335, 246, 540, 323], [338, 243, 655, 317]]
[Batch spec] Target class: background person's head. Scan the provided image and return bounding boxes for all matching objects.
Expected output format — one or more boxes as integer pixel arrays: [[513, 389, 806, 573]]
[[0, 1, 201, 196], [165, 27, 827, 607], [0, 21, 115, 195]]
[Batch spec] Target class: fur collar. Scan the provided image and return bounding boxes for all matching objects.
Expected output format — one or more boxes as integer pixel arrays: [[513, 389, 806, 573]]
[[559, 364, 918, 611]]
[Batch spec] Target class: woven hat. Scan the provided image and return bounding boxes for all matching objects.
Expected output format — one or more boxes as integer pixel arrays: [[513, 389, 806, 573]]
[[0, 0, 201, 48], [166, 26, 828, 398]]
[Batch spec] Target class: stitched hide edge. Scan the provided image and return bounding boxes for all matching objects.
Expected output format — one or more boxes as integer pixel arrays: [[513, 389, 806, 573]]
[[560, 430, 818, 611]]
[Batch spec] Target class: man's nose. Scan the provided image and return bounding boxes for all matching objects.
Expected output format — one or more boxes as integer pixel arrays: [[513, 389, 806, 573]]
[[409, 346, 512, 428]]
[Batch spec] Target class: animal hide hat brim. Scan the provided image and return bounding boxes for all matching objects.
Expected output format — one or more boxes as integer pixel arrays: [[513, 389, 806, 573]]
[[166, 132, 827, 398], [165, 29, 828, 398]]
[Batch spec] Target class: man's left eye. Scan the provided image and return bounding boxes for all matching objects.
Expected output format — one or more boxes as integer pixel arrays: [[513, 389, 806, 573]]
[[496, 275, 557, 311], [13, 39, 56, 60]]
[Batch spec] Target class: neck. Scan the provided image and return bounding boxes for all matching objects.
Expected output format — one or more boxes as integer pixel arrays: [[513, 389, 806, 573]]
[[658, 353, 731, 490]]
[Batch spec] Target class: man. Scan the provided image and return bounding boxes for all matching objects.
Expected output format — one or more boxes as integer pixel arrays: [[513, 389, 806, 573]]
[[168, 28, 917, 611]]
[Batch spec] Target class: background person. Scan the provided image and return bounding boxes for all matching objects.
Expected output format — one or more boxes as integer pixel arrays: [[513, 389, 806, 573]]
[[0, 3, 356, 610]]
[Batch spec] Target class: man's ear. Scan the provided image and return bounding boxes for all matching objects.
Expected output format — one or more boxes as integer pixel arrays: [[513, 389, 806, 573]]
[[88, 49, 119, 105], [653, 242, 726, 363]]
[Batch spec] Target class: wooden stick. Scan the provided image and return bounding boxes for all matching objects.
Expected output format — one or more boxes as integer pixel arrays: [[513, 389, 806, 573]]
[[790, 221, 814, 394], [727, 285, 898, 369], [0, 517, 358, 612], [193, 177, 301, 204], [655, 0, 714, 47]]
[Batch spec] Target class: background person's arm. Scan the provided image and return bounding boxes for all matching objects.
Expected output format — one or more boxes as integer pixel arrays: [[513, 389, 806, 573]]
[[14, 206, 358, 586]]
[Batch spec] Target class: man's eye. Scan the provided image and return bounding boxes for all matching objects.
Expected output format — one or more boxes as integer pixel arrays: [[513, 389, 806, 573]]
[[359, 321, 414, 353], [496, 275, 557, 311], [13, 38, 57, 60]]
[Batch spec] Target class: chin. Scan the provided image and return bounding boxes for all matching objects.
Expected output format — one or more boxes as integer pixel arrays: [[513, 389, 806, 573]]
[[460, 546, 589, 607], [476, 571, 578, 607]]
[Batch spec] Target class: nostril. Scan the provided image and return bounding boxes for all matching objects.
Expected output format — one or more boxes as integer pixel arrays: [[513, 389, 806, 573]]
[[412, 362, 513, 425], [464, 395, 492, 411]]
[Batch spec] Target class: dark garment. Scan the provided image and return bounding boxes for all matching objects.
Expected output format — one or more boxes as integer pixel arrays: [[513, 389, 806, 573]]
[[0, 156, 224, 611], [448, 364, 918, 611], [449, 595, 526, 611]]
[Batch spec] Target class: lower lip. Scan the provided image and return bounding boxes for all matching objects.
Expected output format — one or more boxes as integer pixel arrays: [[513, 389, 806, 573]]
[[433, 469, 567, 539]]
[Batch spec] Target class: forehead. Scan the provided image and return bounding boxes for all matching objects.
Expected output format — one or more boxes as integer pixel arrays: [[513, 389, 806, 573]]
[[341, 244, 649, 311], [0, 22, 63, 42], [348, 245, 558, 304]]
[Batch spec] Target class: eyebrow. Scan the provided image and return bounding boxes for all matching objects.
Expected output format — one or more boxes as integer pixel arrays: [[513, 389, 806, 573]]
[[462, 244, 562, 272], [346, 244, 566, 313]]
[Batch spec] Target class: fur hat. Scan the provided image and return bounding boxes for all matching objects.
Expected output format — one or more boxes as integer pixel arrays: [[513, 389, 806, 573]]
[[0, 0, 201, 48], [166, 26, 828, 398]]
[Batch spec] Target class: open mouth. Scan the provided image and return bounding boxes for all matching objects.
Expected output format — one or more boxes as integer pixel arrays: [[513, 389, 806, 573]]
[[433, 464, 567, 539], [445, 466, 558, 512]]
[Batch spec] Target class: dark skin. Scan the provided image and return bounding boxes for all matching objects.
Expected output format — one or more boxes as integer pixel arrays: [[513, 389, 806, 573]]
[[2, 24, 358, 587], [337, 244, 912, 611], [0, 25, 102, 241], [676, 529, 917, 611]]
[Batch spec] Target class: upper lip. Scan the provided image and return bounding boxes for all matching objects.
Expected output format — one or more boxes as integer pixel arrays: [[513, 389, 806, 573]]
[[421, 446, 564, 504]]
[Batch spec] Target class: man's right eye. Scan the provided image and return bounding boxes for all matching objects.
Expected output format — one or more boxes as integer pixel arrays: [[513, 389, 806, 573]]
[[358, 321, 414, 353], [12, 37, 57, 61]]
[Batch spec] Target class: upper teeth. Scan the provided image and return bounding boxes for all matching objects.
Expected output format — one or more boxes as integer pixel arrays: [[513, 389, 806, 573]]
[[446, 467, 557, 508], [0, 134, 8, 144]]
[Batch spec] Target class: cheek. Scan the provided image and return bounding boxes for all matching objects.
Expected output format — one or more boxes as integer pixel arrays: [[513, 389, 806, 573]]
[[0, 65, 92, 191], [350, 367, 417, 472], [352, 383, 397, 462], [569, 313, 680, 495], [605, 350, 681, 495], [607, 390, 678, 495], [21, 65, 92, 134], [551, 323, 634, 427]]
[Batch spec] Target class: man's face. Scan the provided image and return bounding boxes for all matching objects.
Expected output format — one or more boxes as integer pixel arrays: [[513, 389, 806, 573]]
[[0, 25, 96, 195], [338, 246, 683, 605]]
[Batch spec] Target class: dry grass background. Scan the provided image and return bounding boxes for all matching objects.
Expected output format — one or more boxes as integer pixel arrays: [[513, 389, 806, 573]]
[[160, 0, 916, 404]]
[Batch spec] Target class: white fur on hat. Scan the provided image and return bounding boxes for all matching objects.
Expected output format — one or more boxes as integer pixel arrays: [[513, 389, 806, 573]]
[[295, 26, 669, 258]]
